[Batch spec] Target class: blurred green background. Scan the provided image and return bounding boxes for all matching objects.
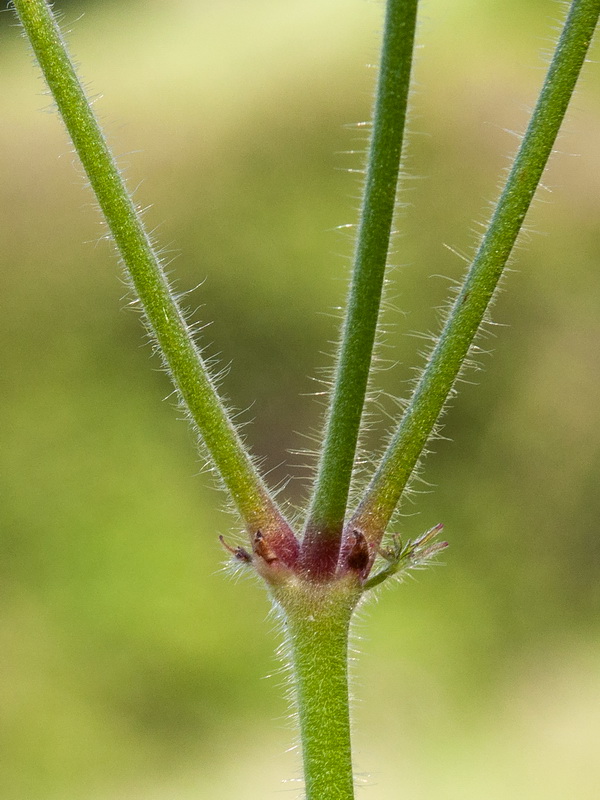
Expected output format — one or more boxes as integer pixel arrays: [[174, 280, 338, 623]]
[[1, 0, 599, 797]]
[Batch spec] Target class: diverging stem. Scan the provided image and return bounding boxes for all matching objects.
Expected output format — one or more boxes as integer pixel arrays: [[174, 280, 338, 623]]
[[274, 577, 362, 800]]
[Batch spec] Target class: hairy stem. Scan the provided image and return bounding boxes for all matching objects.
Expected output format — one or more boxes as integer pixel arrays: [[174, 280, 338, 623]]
[[275, 579, 361, 800], [303, 0, 418, 566], [13, 0, 296, 548], [349, 0, 600, 546]]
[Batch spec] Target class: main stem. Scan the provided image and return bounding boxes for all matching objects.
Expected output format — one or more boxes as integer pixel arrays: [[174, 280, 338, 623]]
[[276, 580, 360, 800], [303, 0, 418, 569]]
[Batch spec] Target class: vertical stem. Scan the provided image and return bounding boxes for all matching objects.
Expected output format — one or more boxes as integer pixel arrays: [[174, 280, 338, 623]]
[[303, 0, 419, 570], [276, 581, 360, 800]]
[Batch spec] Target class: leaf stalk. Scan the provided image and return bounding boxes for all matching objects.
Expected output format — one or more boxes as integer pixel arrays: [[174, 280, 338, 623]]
[[13, 0, 298, 557]]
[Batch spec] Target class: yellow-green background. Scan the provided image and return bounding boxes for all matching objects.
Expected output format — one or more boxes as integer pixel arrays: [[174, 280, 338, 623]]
[[1, 0, 599, 797]]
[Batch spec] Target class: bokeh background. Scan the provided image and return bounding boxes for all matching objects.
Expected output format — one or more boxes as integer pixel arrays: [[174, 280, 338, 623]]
[[1, 0, 599, 797]]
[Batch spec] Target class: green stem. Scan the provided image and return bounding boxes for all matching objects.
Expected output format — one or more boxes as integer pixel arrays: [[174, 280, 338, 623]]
[[303, 0, 419, 558], [13, 0, 294, 542], [275, 579, 360, 800], [350, 0, 600, 544]]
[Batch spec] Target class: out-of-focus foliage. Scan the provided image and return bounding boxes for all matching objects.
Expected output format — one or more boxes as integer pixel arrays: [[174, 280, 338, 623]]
[[1, 1, 599, 798]]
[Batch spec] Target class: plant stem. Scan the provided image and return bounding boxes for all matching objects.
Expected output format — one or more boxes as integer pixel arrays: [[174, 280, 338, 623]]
[[13, 0, 296, 547], [303, 0, 418, 564], [349, 0, 600, 545], [275, 579, 361, 800]]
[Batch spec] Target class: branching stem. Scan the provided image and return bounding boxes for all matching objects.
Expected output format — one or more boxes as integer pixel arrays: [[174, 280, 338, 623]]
[[349, 0, 600, 548], [12, 1, 599, 798]]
